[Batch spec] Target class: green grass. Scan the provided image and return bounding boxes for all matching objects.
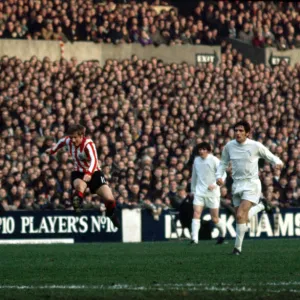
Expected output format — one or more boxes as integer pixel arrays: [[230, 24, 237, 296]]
[[0, 239, 299, 299]]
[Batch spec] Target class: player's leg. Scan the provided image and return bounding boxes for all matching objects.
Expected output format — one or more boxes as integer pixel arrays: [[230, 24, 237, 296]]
[[95, 185, 120, 228], [72, 172, 87, 213], [233, 199, 253, 255], [248, 202, 264, 220], [191, 195, 204, 244], [210, 208, 226, 244], [207, 196, 226, 244], [233, 179, 262, 254], [92, 171, 120, 229], [88, 171, 116, 214], [95, 184, 116, 214], [248, 191, 272, 221]]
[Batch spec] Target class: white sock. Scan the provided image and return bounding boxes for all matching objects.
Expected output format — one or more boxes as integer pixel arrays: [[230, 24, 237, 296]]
[[215, 219, 226, 238], [248, 202, 264, 220], [191, 218, 201, 243], [235, 223, 248, 252]]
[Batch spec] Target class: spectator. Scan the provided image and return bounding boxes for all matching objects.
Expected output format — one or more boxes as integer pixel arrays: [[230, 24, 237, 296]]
[[276, 36, 288, 51], [180, 29, 193, 45], [41, 22, 54, 40], [149, 25, 166, 46], [295, 34, 300, 48], [109, 24, 124, 45], [238, 23, 253, 43], [0, 1, 298, 49], [203, 30, 217, 45], [252, 30, 265, 48], [0, 50, 299, 210], [264, 37, 275, 48], [262, 25, 275, 42], [30, 15, 44, 39], [228, 20, 237, 39], [53, 26, 68, 42], [139, 30, 152, 46], [285, 189, 299, 207], [170, 185, 187, 210]]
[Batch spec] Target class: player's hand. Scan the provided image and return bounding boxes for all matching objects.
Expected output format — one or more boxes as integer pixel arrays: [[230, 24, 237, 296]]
[[83, 174, 92, 182], [274, 164, 283, 170], [208, 184, 216, 191], [216, 178, 224, 186], [45, 148, 52, 154]]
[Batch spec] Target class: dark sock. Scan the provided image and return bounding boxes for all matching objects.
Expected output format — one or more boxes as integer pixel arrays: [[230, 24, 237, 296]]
[[73, 191, 83, 210], [105, 200, 116, 216]]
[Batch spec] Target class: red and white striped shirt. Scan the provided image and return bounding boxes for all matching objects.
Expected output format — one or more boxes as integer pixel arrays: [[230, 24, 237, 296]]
[[50, 136, 101, 175]]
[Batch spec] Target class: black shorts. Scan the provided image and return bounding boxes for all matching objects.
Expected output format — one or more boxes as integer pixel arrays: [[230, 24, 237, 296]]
[[71, 170, 107, 194]]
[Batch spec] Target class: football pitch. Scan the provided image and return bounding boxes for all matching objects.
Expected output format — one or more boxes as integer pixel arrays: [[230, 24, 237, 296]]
[[0, 239, 299, 300]]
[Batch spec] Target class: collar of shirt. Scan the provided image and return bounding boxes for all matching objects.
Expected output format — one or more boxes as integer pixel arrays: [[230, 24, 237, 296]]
[[235, 138, 249, 146]]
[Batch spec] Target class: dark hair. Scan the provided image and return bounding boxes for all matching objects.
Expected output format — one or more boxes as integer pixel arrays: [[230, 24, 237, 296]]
[[196, 142, 212, 152], [67, 124, 85, 136], [234, 120, 251, 133]]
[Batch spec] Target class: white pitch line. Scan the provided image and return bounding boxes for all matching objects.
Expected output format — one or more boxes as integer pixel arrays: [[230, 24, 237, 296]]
[[0, 283, 299, 293], [155, 282, 300, 286], [0, 239, 74, 244], [264, 282, 300, 286]]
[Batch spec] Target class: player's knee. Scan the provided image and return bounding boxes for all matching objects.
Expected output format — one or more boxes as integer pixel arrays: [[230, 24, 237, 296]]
[[103, 198, 115, 203], [211, 216, 219, 224], [193, 211, 201, 219], [236, 212, 246, 223], [73, 179, 84, 190], [107, 199, 115, 203]]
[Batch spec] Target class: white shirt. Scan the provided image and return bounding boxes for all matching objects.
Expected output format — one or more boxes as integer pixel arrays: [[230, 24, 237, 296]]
[[191, 154, 226, 197], [216, 139, 283, 181]]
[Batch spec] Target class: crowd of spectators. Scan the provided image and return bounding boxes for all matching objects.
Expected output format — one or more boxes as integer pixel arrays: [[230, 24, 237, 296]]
[[0, 42, 299, 212], [0, 0, 299, 49]]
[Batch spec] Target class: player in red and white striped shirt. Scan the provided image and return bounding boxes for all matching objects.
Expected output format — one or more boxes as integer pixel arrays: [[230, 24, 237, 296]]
[[46, 124, 119, 228]]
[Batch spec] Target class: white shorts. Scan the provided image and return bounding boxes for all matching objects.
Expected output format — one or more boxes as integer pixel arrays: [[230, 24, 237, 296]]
[[193, 195, 220, 209], [232, 179, 261, 207]]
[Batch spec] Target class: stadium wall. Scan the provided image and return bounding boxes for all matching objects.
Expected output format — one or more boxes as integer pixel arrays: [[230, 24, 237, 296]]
[[0, 209, 298, 244], [1, 39, 299, 67], [227, 38, 266, 65], [264, 47, 300, 67], [0, 39, 221, 66], [227, 38, 300, 66]]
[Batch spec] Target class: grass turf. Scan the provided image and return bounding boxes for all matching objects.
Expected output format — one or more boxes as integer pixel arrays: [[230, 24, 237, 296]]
[[0, 239, 299, 299]]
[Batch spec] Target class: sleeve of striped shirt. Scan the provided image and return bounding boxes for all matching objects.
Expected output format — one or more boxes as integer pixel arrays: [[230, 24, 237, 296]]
[[216, 144, 230, 179], [50, 137, 70, 155], [85, 142, 98, 175]]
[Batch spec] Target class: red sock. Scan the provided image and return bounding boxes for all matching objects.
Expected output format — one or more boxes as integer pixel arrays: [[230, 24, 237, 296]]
[[105, 200, 116, 210], [76, 191, 84, 199]]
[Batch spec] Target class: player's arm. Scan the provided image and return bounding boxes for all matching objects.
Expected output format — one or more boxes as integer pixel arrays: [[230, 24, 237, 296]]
[[210, 156, 227, 190], [45, 136, 69, 155], [190, 161, 197, 195], [257, 143, 284, 170], [83, 141, 98, 182], [216, 145, 230, 186], [214, 156, 227, 181]]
